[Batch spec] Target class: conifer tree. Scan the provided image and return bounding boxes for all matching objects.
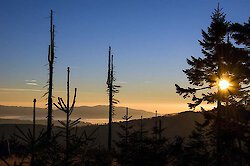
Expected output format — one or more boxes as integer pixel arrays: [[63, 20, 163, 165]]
[[230, 16, 250, 166], [168, 136, 185, 165], [175, 5, 250, 165], [0, 136, 10, 165], [138, 116, 147, 148], [230, 18, 250, 48], [116, 107, 133, 165], [14, 99, 45, 165], [175, 5, 249, 109], [184, 120, 211, 165], [151, 117, 167, 166], [53, 67, 78, 166], [121, 107, 133, 146], [230, 19, 250, 102]]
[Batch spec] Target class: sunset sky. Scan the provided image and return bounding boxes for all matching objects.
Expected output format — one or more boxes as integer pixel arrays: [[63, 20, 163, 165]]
[[0, 0, 249, 114]]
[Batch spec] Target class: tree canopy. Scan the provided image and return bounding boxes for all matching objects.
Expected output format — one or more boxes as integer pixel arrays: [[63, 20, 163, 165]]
[[176, 6, 250, 109]]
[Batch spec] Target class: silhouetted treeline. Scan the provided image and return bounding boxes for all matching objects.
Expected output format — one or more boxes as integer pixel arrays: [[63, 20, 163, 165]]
[[0, 5, 249, 166], [1, 108, 249, 165]]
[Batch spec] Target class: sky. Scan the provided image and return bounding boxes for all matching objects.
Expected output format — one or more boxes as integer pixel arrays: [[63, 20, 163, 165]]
[[0, 0, 249, 114]]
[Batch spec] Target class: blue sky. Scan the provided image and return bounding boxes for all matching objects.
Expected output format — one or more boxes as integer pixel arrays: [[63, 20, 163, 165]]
[[0, 0, 249, 113]]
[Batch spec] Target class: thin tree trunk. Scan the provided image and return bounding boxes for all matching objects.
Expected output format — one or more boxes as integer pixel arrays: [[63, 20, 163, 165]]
[[47, 10, 55, 140], [108, 47, 113, 152], [66, 67, 70, 166], [31, 99, 36, 165]]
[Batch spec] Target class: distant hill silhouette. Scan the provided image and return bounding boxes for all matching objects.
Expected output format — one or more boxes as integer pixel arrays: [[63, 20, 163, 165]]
[[83, 111, 204, 148], [0, 105, 155, 123], [0, 111, 203, 148], [0, 118, 91, 126]]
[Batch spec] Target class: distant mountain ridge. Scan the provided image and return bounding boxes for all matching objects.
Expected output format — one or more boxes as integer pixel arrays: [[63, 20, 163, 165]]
[[1, 109, 249, 148], [0, 105, 155, 122], [0, 118, 91, 126], [0, 111, 204, 148]]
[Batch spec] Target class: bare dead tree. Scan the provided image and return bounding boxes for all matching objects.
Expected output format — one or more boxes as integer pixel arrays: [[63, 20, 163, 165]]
[[45, 10, 55, 140], [106, 46, 120, 151], [31, 99, 36, 165]]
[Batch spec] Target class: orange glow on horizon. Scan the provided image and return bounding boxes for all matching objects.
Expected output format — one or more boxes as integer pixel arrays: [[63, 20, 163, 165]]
[[0, 101, 216, 115]]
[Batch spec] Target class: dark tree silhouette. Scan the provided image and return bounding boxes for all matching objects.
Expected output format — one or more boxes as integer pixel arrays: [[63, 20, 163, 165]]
[[116, 114, 169, 166], [139, 116, 147, 146], [31, 99, 36, 165], [43, 10, 56, 140], [106, 46, 120, 151], [152, 111, 164, 141], [176, 6, 249, 109], [176, 5, 229, 109], [116, 107, 133, 165], [230, 18, 250, 47], [72, 127, 99, 165], [184, 120, 211, 166], [230, 19, 250, 101], [0, 136, 10, 166], [53, 67, 78, 166], [14, 99, 46, 165], [168, 136, 185, 165], [175, 5, 250, 165], [121, 107, 133, 146]]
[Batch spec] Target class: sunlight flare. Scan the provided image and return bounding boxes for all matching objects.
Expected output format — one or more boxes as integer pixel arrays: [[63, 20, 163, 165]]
[[218, 79, 231, 90]]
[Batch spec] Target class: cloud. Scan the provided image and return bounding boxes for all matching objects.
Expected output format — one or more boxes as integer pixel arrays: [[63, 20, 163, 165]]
[[26, 82, 38, 86], [0, 88, 43, 92], [25, 79, 37, 82], [25, 80, 38, 86]]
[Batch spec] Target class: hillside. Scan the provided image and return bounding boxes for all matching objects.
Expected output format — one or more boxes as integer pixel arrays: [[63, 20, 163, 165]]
[[0, 118, 91, 126], [82, 111, 204, 148], [0, 111, 204, 148], [0, 105, 155, 122]]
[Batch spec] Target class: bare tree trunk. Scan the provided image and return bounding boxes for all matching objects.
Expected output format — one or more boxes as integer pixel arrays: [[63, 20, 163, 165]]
[[47, 10, 55, 140], [66, 67, 70, 166], [108, 47, 113, 151], [31, 99, 36, 165]]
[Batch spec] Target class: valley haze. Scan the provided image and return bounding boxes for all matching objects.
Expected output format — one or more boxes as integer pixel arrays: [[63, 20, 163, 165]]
[[0, 105, 156, 124]]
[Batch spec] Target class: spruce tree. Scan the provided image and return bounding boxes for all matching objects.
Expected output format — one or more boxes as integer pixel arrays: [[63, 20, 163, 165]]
[[14, 99, 46, 165], [184, 121, 211, 166], [53, 67, 78, 166], [230, 18, 250, 48], [175, 5, 250, 165], [116, 107, 133, 165], [175, 6, 249, 109]]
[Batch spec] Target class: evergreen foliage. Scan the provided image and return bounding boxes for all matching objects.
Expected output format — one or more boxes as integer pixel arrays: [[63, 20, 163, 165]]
[[1, 6, 249, 166], [53, 67, 78, 165], [184, 120, 211, 165], [116, 114, 170, 166], [116, 107, 133, 165], [230, 18, 250, 47], [176, 5, 250, 165], [175, 5, 249, 109]]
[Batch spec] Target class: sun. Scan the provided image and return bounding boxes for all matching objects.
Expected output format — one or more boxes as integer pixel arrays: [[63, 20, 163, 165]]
[[218, 79, 231, 90]]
